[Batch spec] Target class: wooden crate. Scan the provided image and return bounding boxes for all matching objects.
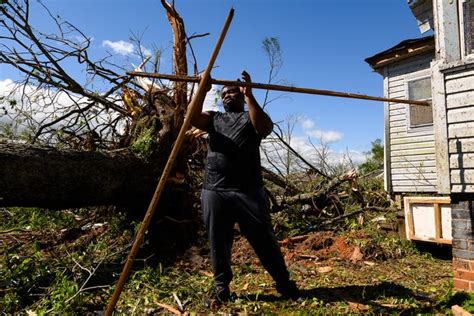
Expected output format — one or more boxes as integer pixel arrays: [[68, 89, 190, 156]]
[[404, 196, 452, 244]]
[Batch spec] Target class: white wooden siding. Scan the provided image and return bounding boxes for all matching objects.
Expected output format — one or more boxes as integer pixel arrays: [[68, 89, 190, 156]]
[[445, 64, 474, 193], [386, 52, 437, 193]]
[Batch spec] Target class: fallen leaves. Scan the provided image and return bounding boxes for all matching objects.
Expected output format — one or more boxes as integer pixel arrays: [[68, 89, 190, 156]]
[[317, 266, 333, 273], [347, 301, 370, 312], [155, 302, 182, 315]]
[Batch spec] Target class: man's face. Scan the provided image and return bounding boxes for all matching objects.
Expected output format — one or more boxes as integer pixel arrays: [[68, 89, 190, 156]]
[[221, 86, 244, 112]]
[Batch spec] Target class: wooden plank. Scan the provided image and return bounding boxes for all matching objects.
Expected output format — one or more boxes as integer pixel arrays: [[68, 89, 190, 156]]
[[445, 67, 474, 81], [387, 56, 433, 74], [391, 166, 437, 174], [389, 104, 408, 111], [393, 179, 437, 186], [390, 126, 408, 134], [390, 119, 406, 128], [391, 147, 436, 156], [136, 73, 431, 106], [449, 138, 474, 152], [445, 73, 474, 93], [387, 54, 433, 78], [105, 7, 236, 314], [389, 87, 406, 96], [392, 160, 436, 168], [452, 184, 474, 192], [405, 204, 415, 239], [391, 154, 436, 162], [388, 81, 405, 90], [390, 113, 407, 122], [391, 134, 434, 145], [431, 62, 450, 194], [384, 70, 392, 193], [391, 173, 437, 180], [403, 196, 451, 243], [387, 79, 405, 87], [434, 0, 461, 63], [391, 129, 434, 138], [410, 236, 452, 244], [393, 186, 437, 192], [390, 108, 406, 116], [447, 106, 474, 123], [387, 92, 408, 100], [451, 169, 474, 183], [446, 90, 474, 109], [450, 153, 474, 168], [388, 74, 405, 84], [448, 122, 474, 138], [402, 196, 451, 204], [434, 203, 442, 239], [391, 141, 435, 151]]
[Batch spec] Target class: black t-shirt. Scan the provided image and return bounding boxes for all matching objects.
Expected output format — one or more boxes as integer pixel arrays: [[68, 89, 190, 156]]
[[203, 111, 264, 191]]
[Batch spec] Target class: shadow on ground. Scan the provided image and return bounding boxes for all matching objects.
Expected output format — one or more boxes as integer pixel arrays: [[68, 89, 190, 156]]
[[242, 281, 436, 313]]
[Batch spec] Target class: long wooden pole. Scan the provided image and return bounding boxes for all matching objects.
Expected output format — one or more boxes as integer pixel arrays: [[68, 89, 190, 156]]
[[104, 8, 234, 315], [126, 72, 431, 106]]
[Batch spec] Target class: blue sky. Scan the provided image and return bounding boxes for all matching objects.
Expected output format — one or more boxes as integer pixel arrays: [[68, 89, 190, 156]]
[[0, 0, 425, 162]]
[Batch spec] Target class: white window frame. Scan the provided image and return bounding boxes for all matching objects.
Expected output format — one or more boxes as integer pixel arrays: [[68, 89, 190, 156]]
[[405, 72, 433, 132], [459, 0, 474, 59]]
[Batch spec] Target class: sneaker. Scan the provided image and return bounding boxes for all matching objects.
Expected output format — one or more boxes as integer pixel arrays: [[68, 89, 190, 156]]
[[203, 287, 231, 309], [276, 280, 301, 300]]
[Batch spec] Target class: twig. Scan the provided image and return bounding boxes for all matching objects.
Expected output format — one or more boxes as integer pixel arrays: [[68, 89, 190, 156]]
[[297, 253, 319, 260], [155, 301, 182, 315], [272, 125, 330, 179], [0, 227, 31, 234], [317, 208, 365, 228], [173, 292, 184, 312], [62, 250, 106, 305]]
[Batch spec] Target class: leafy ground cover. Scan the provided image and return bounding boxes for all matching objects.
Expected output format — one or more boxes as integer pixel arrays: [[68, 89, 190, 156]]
[[0, 205, 468, 314]]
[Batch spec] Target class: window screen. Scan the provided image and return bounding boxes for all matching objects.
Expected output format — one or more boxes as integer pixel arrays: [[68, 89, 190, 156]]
[[408, 77, 433, 127]]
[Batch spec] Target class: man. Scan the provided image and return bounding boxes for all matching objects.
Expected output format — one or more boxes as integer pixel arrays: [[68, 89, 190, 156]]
[[191, 71, 300, 306]]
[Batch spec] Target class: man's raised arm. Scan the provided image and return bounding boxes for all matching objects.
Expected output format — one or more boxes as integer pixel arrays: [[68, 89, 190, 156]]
[[189, 77, 213, 131], [240, 71, 273, 137]]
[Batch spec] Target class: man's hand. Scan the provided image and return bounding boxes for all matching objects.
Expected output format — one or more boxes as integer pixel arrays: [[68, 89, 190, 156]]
[[200, 74, 213, 92], [240, 70, 253, 98], [239, 70, 273, 137]]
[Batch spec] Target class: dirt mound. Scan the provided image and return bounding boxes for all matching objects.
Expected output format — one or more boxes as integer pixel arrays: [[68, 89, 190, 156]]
[[230, 230, 396, 268], [295, 231, 355, 260]]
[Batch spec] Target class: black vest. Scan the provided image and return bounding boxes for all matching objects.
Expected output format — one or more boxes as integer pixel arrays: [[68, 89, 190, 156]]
[[203, 111, 263, 191]]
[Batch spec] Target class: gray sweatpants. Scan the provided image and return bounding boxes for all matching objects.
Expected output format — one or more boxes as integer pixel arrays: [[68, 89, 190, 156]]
[[201, 187, 290, 290]]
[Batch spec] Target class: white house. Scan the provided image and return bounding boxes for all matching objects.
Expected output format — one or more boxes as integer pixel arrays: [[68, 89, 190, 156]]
[[366, 0, 474, 292]]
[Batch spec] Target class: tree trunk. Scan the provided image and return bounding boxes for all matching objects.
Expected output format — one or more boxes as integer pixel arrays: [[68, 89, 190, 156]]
[[0, 141, 169, 208]]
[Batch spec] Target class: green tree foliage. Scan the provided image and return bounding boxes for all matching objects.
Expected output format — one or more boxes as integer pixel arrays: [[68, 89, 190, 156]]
[[359, 138, 384, 174]]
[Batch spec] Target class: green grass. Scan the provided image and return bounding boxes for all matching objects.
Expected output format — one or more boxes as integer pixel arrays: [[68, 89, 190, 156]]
[[0, 205, 459, 314]]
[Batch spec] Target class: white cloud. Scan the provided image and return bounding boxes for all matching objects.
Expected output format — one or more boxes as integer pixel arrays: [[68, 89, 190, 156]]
[[0, 79, 14, 94], [301, 118, 315, 130], [342, 149, 366, 164], [102, 40, 134, 56], [261, 134, 365, 174], [140, 45, 152, 57], [306, 129, 343, 143], [203, 85, 220, 112], [0, 79, 15, 123], [0, 80, 126, 139]]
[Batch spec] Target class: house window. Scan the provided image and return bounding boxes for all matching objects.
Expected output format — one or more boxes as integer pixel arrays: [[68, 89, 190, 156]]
[[463, 0, 474, 55], [408, 77, 433, 127]]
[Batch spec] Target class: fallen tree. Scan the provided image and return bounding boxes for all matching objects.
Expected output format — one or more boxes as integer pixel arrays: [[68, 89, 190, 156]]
[[0, 141, 160, 208], [0, 0, 201, 211], [0, 1, 386, 234]]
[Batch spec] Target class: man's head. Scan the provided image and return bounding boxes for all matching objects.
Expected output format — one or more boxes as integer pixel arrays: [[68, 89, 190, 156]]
[[221, 85, 245, 112]]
